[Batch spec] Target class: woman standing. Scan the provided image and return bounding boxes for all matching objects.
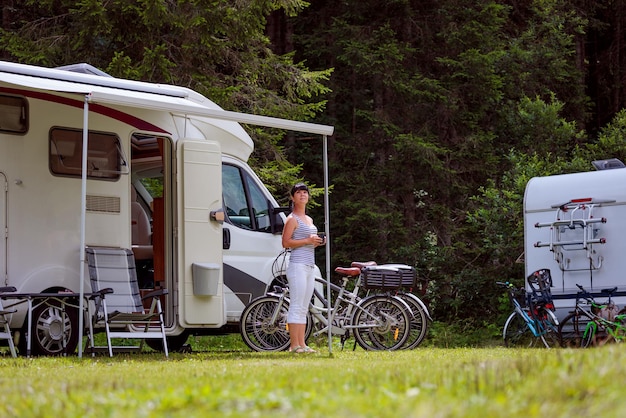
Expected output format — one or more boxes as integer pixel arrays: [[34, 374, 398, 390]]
[[282, 182, 325, 353]]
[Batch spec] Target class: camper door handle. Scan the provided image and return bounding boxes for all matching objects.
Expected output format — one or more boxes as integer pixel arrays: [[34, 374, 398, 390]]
[[210, 208, 225, 223]]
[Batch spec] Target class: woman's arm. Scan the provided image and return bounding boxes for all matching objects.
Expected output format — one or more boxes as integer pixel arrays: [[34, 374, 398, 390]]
[[282, 216, 318, 248]]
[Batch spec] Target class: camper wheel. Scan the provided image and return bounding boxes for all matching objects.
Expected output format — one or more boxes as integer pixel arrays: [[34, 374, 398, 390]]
[[20, 296, 79, 356], [145, 330, 189, 353]]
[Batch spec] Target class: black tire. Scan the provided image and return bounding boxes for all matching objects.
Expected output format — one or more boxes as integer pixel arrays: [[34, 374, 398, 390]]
[[145, 331, 189, 352], [558, 311, 593, 348], [26, 298, 79, 356], [503, 311, 537, 348], [397, 293, 429, 349], [352, 295, 411, 351], [239, 295, 312, 352]]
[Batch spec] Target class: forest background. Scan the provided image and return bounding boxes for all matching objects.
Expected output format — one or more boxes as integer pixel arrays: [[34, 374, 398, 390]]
[[3, 0, 626, 337]]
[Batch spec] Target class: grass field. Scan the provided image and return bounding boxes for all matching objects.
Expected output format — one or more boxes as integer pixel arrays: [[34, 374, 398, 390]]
[[1, 334, 625, 417]]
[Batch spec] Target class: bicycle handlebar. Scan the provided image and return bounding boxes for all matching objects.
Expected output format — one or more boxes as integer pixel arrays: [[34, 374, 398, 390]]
[[575, 283, 618, 309]]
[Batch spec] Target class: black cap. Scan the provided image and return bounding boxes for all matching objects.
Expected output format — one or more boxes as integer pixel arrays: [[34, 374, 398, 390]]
[[290, 182, 309, 196]]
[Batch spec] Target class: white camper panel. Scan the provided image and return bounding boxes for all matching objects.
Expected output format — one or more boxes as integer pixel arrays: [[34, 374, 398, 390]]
[[524, 168, 626, 315], [0, 93, 131, 294]]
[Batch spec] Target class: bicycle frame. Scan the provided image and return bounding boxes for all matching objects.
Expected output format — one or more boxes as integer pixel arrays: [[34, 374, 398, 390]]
[[580, 303, 626, 344], [274, 275, 412, 338], [510, 297, 551, 338]]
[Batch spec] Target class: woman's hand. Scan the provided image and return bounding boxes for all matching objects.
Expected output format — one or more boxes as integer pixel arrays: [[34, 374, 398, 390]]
[[310, 234, 324, 247]]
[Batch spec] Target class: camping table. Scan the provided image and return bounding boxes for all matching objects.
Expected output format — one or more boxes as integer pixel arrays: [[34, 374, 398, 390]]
[[0, 291, 95, 357]]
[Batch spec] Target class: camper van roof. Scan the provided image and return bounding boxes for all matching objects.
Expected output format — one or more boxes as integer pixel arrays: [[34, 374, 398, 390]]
[[0, 60, 334, 136], [55, 63, 114, 78], [0, 60, 191, 98], [525, 168, 626, 212]]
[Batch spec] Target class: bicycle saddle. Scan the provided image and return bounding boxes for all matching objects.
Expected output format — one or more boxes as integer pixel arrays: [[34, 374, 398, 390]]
[[334, 266, 361, 277], [601, 287, 618, 295], [350, 261, 377, 270]]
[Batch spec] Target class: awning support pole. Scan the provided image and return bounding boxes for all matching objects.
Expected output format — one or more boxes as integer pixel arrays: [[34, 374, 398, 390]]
[[323, 134, 332, 356], [77, 96, 89, 358]]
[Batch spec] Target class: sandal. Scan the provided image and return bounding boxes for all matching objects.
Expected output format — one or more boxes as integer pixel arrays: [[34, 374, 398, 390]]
[[289, 346, 305, 353], [303, 346, 316, 353]]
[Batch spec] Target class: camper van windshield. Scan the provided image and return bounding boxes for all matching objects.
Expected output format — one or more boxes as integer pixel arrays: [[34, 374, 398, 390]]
[[223, 164, 272, 232], [49, 128, 125, 180]]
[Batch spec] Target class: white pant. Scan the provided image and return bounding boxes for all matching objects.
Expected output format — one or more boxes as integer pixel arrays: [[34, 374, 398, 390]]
[[286, 262, 315, 323]]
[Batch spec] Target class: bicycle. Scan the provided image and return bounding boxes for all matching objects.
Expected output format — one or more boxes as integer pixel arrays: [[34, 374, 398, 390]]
[[558, 284, 626, 348], [239, 258, 413, 352], [357, 263, 432, 349], [497, 269, 559, 348]]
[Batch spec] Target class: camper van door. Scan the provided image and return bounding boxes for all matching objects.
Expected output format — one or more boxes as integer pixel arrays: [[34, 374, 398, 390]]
[[179, 139, 226, 327]]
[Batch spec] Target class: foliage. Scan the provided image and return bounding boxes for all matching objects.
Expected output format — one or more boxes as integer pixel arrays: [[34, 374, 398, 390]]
[[290, 0, 612, 327], [454, 95, 586, 322], [423, 320, 502, 348], [0, 0, 329, 193]]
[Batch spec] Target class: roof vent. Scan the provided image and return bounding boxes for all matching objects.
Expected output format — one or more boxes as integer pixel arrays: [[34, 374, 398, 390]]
[[592, 158, 625, 170], [54, 63, 112, 78]]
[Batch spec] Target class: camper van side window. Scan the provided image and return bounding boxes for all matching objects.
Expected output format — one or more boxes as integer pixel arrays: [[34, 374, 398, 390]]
[[49, 128, 123, 180], [0, 94, 28, 134]]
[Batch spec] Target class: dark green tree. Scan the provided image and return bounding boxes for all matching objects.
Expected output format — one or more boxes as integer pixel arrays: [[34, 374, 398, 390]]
[[290, 0, 596, 322], [0, 0, 332, 191]]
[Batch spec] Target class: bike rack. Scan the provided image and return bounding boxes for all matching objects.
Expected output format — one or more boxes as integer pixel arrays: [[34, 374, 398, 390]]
[[533, 198, 613, 271]]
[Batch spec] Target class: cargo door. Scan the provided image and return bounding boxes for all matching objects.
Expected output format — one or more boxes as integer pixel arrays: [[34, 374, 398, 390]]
[[179, 140, 225, 326]]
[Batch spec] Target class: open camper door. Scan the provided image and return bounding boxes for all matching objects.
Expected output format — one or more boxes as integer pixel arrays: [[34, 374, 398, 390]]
[[179, 139, 225, 326], [0, 172, 6, 283]]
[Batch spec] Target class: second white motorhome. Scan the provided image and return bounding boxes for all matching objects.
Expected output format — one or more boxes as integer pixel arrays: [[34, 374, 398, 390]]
[[524, 160, 626, 319], [0, 60, 333, 355]]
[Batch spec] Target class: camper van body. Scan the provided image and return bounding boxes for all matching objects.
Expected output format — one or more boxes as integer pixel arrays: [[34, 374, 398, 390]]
[[0, 61, 331, 355], [524, 167, 626, 318]]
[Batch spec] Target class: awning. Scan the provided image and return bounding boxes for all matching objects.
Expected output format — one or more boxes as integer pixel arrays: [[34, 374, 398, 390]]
[[0, 68, 334, 136]]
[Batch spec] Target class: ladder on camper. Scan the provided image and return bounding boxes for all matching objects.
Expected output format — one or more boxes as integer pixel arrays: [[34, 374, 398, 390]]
[[533, 198, 613, 271]]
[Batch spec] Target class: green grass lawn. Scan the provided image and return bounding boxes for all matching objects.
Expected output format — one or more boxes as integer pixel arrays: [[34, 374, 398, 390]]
[[0, 334, 624, 417]]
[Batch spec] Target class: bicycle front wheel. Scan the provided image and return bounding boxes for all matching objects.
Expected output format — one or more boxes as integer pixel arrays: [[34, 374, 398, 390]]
[[240, 295, 291, 352], [352, 295, 411, 350], [397, 293, 429, 349], [538, 308, 560, 348], [503, 311, 539, 347]]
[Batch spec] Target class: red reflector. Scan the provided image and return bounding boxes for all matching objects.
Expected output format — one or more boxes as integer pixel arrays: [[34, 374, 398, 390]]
[[571, 198, 593, 203]]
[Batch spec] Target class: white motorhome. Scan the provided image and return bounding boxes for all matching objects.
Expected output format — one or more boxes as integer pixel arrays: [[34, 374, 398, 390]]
[[0, 60, 332, 355], [524, 160, 626, 318]]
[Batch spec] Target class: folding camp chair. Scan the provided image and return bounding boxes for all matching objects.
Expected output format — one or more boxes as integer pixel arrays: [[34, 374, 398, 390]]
[[0, 286, 17, 357], [85, 247, 169, 357]]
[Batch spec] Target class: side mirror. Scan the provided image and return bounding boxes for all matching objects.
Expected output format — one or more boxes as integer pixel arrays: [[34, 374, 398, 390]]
[[269, 203, 289, 234]]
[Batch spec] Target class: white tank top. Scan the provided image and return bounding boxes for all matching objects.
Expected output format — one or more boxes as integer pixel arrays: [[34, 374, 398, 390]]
[[289, 214, 317, 266]]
